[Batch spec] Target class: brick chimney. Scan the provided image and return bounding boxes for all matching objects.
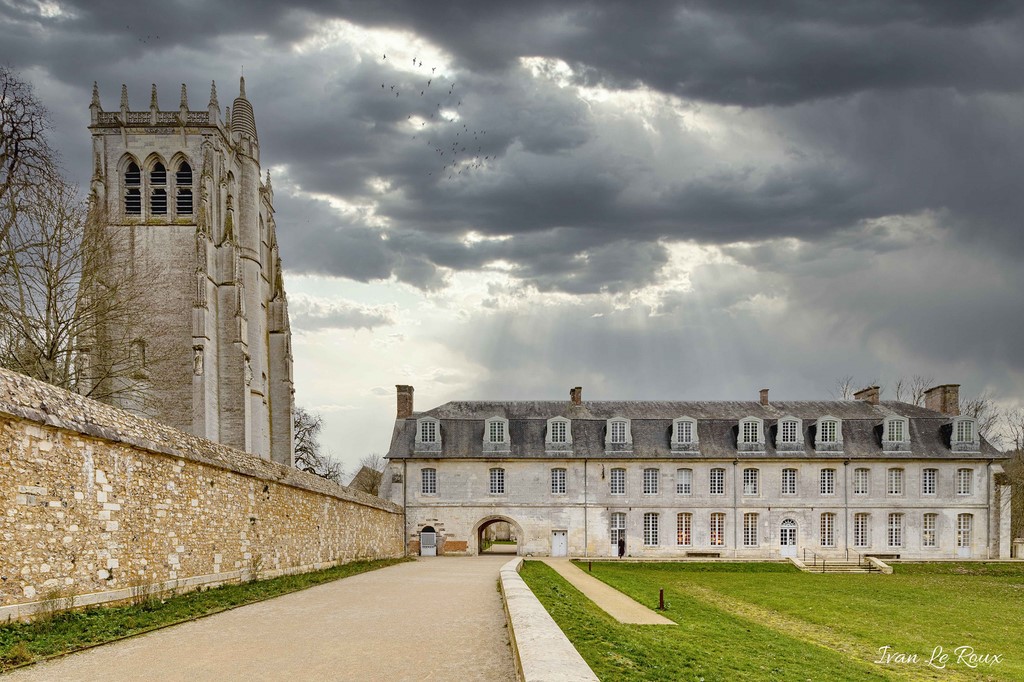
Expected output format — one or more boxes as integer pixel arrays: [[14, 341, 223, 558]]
[[759, 388, 769, 406], [570, 386, 582, 405], [396, 385, 414, 419], [854, 385, 880, 405], [924, 384, 960, 415]]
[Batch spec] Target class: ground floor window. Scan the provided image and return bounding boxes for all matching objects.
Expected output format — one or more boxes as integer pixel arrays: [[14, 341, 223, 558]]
[[922, 513, 937, 547], [957, 513, 972, 548], [853, 513, 869, 548], [643, 512, 659, 546], [676, 512, 692, 546], [610, 512, 626, 544], [820, 512, 835, 547], [710, 513, 725, 546], [742, 512, 758, 547], [887, 513, 903, 548]]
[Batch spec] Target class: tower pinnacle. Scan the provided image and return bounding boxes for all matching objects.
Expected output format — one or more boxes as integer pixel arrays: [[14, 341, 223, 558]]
[[150, 83, 158, 110], [90, 82, 101, 109], [179, 83, 188, 109]]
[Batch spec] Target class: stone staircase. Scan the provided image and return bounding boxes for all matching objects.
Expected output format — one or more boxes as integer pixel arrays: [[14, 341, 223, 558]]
[[800, 560, 880, 574]]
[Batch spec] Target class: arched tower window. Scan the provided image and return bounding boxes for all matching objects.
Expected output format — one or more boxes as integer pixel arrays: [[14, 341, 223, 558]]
[[176, 161, 193, 215], [150, 162, 167, 215], [124, 161, 141, 215]]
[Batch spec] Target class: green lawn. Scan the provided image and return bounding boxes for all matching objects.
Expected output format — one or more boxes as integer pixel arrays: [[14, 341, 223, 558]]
[[520, 560, 1023, 681], [0, 557, 408, 672]]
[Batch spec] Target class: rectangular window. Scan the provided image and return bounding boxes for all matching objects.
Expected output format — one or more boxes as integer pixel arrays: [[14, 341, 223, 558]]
[[677, 420, 693, 444], [610, 421, 627, 444], [551, 468, 566, 495], [742, 468, 759, 495], [710, 513, 725, 546], [550, 421, 567, 443], [956, 420, 974, 443], [610, 512, 626, 544], [421, 468, 437, 495], [922, 468, 937, 495], [819, 420, 837, 443], [956, 468, 972, 495], [957, 513, 972, 548], [420, 421, 437, 443], [888, 420, 905, 442], [820, 513, 835, 547], [780, 421, 798, 443], [676, 513, 692, 546], [489, 420, 505, 443], [853, 468, 869, 495], [676, 468, 692, 495], [643, 513, 659, 546], [854, 513, 869, 548], [781, 468, 797, 495], [742, 421, 760, 443], [610, 468, 625, 495], [887, 468, 904, 495], [489, 467, 505, 495], [643, 468, 659, 495], [710, 468, 725, 495], [922, 513, 937, 548], [820, 468, 835, 495], [742, 513, 758, 547], [887, 513, 903, 547]]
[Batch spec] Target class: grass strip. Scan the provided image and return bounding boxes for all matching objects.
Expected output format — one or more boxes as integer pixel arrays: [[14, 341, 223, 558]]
[[520, 560, 894, 682], [0, 557, 409, 672]]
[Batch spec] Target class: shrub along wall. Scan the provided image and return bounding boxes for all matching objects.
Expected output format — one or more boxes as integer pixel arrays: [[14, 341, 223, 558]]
[[0, 368, 403, 620]]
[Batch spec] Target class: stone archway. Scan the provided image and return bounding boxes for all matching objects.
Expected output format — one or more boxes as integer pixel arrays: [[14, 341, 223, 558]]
[[472, 515, 524, 556]]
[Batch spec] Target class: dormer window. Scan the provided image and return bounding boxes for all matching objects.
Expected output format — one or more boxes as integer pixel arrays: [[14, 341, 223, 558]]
[[883, 416, 910, 452], [776, 417, 802, 451], [951, 417, 980, 452], [814, 416, 843, 452], [738, 417, 765, 451], [484, 416, 510, 452], [605, 418, 633, 451], [672, 417, 699, 451], [414, 417, 441, 453], [546, 417, 572, 450]]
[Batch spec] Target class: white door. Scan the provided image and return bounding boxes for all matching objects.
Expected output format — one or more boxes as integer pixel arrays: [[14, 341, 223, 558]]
[[780, 519, 797, 558], [420, 529, 437, 557], [551, 530, 568, 557], [957, 514, 972, 559]]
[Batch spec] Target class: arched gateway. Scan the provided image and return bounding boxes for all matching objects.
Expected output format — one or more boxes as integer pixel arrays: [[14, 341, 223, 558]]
[[472, 515, 524, 555]]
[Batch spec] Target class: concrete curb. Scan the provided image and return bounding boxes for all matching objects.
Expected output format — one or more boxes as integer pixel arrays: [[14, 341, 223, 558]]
[[499, 557, 598, 682], [866, 557, 893, 574]]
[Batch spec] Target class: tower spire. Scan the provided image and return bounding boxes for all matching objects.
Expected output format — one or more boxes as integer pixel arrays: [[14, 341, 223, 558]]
[[209, 80, 219, 109], [179, 83, 188, 109], [120, 84, 129, 110], [91, 82, 101, 109], [239, 75, 246, 99], [150, 83, 159, 110]]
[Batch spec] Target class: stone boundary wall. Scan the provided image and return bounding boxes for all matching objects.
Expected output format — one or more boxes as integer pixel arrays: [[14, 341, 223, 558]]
[[0, 368, 403, 620], [499, 557, 598, 682]]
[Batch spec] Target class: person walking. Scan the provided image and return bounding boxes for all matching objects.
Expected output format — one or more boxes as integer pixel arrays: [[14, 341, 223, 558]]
[[617, 536, 625, 559]]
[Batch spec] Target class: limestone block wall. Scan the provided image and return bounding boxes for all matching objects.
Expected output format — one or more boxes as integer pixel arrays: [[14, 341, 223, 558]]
[[0, 368, 403, 619]]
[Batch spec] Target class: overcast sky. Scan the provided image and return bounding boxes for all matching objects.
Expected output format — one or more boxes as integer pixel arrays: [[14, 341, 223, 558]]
[[3, 0, 1023, 475]]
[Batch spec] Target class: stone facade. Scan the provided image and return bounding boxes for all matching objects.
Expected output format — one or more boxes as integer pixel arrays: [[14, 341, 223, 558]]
[[385, 386, 1013, 561], [0, 368, 403, 619], [81, 78, 294, 465]]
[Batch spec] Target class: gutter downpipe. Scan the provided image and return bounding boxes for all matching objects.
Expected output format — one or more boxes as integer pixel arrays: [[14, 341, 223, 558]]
[[403, 459, 408, 557], [843, 459, 850, 558], [584, 458, 589, 558], [733, 460, 739, 558], [986, 459, 992, 559]]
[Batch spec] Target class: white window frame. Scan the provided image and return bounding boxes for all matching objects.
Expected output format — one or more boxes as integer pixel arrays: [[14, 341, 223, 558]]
[[546, 417, 572, 448], [710, 513, 725, 546], [483, 416, 510, 451], [489, 467, 506, 495], [610, 468, 626, 496], [418, 418, 439, 443], [853, 513, 869, 548], [814, 416, 843, 451], [887, 468, 904, 496], [606, 418, 632, 449], [610, 512, 626, 544], [781, 468, 797, 495], [957, 513, 972, 548], [742, 512, 758, 547], [776, 416, 803, 451], [820, 468, 836, 495], [710, 467, 725, 496], [883, 416, 910, 450], [922, 513, 937, 548], [551, 467, 566, 495], [676, 512, 692, 547], [676, 468, 693, 495], [643, 512, 660, 546], [951, 417, 980, 452], [738, 417, 765, 450], [820, 512, 835, 547], [643, 468, 659, 495], [742, 468, 759, 496], [420, 467, 437, 495], [887, 512, 903, 548], [672, 417, 699, 450], [922, 468, 937, 495], [853, 468, 869, 496], [956, 468, 972, 496]]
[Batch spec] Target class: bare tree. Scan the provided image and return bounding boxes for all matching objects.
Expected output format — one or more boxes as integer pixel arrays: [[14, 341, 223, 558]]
[[832, 375, 857, 400], [348, 453, 385, 495], [892, 374, 935, 406], [293, 406, 344, 484], [958, 392, 1001, 442]]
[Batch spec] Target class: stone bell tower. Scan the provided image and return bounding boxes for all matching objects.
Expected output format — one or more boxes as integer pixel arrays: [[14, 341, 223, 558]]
[[83, 77, 295, 466]]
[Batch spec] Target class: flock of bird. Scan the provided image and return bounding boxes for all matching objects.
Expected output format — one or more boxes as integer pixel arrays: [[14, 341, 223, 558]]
[[381, 53, 492, 181]]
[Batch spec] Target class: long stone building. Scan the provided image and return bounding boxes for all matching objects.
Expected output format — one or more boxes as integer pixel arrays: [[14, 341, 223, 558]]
[[81, 78, 294, 465], [383, 384, 1013, 560]]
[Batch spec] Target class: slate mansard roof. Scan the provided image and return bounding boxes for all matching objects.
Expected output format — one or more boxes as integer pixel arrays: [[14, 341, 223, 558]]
[[386, 399, 1004, 461]]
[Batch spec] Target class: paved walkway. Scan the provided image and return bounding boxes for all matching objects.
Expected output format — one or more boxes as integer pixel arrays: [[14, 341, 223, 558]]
[[7, 557, 516, 682], [540, 558, 674, 625]]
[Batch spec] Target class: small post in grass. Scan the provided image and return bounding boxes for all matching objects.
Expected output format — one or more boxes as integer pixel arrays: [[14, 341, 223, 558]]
[[588, 561, 592, 572], [659, 588, 665, 610]]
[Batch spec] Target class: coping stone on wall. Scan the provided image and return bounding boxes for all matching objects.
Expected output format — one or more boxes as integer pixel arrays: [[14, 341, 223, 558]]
[[0, 367, 398, 514]]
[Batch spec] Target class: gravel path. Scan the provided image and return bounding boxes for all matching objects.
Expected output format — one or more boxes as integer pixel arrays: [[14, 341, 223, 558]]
[[6, 556, 517, 682]]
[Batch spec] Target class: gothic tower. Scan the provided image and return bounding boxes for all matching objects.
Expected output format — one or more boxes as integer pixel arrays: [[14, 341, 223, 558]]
[[84, 78, 295, 466]]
